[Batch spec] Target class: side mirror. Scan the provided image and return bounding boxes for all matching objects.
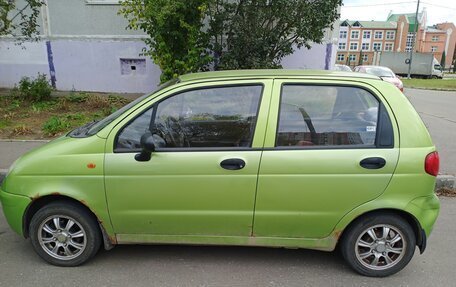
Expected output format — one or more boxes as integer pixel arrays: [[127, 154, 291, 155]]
[[134, 133, 155, 162]]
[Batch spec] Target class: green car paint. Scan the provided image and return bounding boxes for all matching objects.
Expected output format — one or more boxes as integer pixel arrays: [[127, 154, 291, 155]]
[[0, 70, 439, 253]]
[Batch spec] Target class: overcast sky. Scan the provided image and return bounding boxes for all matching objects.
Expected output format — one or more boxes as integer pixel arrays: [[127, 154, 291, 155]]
[[341, 0, 456, 26]]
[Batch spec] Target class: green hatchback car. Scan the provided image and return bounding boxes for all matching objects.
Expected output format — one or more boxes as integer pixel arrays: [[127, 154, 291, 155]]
[[0, 70, 440, 277]]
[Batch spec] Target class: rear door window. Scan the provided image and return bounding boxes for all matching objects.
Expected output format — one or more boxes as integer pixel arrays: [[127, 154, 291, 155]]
[[277, 85, 380, 147]]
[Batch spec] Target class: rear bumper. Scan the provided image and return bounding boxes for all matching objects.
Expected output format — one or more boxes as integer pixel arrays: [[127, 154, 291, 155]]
[[0, 187, 31, 236]]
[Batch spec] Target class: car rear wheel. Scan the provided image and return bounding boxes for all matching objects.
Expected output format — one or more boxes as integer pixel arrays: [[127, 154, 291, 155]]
[[29, 201, 101, 266], [340, 213, 416, 277]]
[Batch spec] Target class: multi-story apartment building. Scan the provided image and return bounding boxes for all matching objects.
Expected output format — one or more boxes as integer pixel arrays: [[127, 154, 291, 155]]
[[420, 23, 456, 68], [337, 9, 456, 68], [337, 20, 401, 66]]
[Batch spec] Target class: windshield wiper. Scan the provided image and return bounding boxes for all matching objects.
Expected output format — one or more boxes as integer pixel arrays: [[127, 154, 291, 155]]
[[68, 120, 100, 138]]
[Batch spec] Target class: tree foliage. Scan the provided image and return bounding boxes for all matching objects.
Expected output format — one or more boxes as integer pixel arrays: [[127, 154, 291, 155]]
[[207, 0, 341, 70], [440, 51, 446, 71], [120, 0, 341, 82], [0, 0, 44, 39], [119, 0, 212, 83]]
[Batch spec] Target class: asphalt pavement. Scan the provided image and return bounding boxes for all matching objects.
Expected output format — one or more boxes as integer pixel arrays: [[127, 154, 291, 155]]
[[406, 88, 456, 175]]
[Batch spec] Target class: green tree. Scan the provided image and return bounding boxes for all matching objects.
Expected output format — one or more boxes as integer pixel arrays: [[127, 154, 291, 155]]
[[120, 0, 341, 82], [119, 0, 212, 83], [0, 0, 44, 39], [207, 0, 341, 70], [440, 51, 446, 71]]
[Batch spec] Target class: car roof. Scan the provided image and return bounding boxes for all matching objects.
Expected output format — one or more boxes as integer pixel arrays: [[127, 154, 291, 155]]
[[178, 69, 379, 82]]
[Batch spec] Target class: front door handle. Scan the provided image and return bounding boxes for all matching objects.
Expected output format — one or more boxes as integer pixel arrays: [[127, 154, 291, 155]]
[[220, 158, 246, 170], [360, 157, 386, 169]]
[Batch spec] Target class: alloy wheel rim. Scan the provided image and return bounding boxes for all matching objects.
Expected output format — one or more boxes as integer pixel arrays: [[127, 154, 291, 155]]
[[355, 224, 406, 271], [38, 215, 87, 260]]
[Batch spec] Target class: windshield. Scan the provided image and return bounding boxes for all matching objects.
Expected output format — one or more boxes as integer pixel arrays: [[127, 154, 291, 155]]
[[69, 79, 179, 138], [364, 67, 395, 78]]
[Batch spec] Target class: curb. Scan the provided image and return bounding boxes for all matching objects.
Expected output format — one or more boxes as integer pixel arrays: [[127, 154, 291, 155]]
[[0, 172, 454, 193], [0, 139, 51, 143], [404, 86, 456, 92], [435, 175, 455, 191]]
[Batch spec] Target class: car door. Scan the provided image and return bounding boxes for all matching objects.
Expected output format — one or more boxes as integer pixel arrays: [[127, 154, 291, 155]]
[[253, 79, 399, 238], [104, 80, 272, 237]]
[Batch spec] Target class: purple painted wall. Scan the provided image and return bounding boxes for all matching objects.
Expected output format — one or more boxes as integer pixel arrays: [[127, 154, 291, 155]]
[[0, 41, 50, 87], [51, 40, 161, 93], [1, 39, 336, 93], [281, 43, 336, 70]]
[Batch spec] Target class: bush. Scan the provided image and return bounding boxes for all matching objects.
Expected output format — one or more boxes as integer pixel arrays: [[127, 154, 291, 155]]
[[17, 74, 53, 102], [42, 116, 71, 136]]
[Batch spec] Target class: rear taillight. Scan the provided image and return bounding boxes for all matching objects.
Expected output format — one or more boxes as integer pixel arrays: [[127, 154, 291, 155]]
[[425, 151, 440, 176]]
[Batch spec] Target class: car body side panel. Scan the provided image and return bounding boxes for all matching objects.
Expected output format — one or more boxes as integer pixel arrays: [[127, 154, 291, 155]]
[[0, 73, 439, 252], [103, 80, 274, 236], [253, 79, 400, 238], [1, 136, 114, 235]]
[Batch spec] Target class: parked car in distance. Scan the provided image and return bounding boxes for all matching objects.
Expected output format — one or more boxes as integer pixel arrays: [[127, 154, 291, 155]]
[[354, 65, 404, 92], [334, 64, 352, 72], [0, 70, 439, 277]]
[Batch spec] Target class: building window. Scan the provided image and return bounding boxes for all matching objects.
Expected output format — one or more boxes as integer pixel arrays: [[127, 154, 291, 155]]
[[338, 43, 346, 50], [340, 31, 347, 39], [386, 31, 395, 40], [362, 54, 368, 62], [363, 31, 371, 39], [405, 47, 412, 52], [431, 46, 438, 52], [337, 54, 345, 61], [349, 42, 359, 51], [373, 42, 382, 51], [384, 43, 394, 51], [374, 31, 383, 39], [432, 36, 439, 42], [351, 30, 360, 39], [361, 43, 370, 51], [349, 54, 356, 62]]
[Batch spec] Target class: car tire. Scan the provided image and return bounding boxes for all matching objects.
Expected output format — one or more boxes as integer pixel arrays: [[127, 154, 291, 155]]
[[340, 213, 416, 277], [29, 201, 102, 266]]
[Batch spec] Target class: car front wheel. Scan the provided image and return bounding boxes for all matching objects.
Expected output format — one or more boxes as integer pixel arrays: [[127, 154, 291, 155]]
[[29, 201, 101, 266], [341, 213, 416, 277]]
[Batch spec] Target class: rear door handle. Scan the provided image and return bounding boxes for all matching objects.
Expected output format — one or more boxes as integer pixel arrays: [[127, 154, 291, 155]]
[[360, 157, 386, 169], [220, 158, 246, 170]]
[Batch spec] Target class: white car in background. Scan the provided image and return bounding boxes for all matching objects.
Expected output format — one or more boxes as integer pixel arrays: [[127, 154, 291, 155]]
[[334, 64, 352, 72], [354, 65, 404, 92]]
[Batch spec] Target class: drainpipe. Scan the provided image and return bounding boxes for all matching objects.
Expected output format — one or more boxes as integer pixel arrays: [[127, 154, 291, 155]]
[[41, 0, 56, 88]]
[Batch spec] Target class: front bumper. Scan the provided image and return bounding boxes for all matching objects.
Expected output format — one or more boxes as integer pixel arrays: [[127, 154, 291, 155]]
[[0, 187, 31, 236]]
